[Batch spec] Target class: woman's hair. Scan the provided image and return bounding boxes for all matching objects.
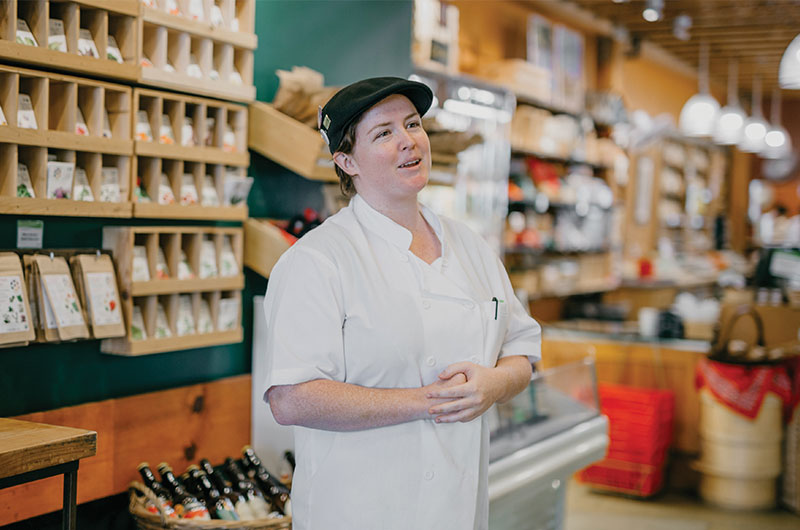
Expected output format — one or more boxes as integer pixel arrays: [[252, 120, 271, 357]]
[[333, 118, 360, 198]]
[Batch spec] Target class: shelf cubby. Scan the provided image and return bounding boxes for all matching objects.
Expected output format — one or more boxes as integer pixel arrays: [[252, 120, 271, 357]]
[[0, 1, 139, 81], [101, 225, 244, 356]]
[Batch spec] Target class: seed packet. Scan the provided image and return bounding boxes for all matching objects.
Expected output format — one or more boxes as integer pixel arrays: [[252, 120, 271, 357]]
[[158, 173, 175, 205], [36, 255, 89, 341], [136, 110, 153, 141], [141, 55, 154, 68], [188, 0, 205, 21], [229, 69, 243, 85], [155, 247, 170, 279], [70, 254, 124, 338], [201, 175, 219, 206], [210, 4, 225, 28], [99, 167, 122, 202], [177, 250, 194, 279], [16, 164, 35, 198], [159, 114, 175, 144], [163, 62, 175, 73], [222, 124, 236, 153], [204, 117, 215, 146], [187, 54, 203, 78], [77, 28, 99, 58], [197, 299, 213, 333], [199, 238, 217, 279], [16, 19, 37, 47], [0, 253, 35, 345], [223, 175, 253, 206], [217, 297, 239, 331], [166, 0, 181, 16], [17, 94, 37, 129], [46, 161, 75, 200], [72, 168, 94, 202], [48, 19, 67, 52], [180, 173, 198, 205], [134, 177, 150, 203], [154, 303, 172, 338], [219, 237, 238, 277], [175, 295, 195, 336], [0, 102, 7, 126], [75, 107, 89, 135], [102, 108, 112, 138], [181, 117, 195, 146], [141, 0, 156, 7], [130, 304, 147, 340], [106, 35, 124, 63], [132, 246, 150, 282], [209, 68, 220, 81], [231, 17, 240, 32]]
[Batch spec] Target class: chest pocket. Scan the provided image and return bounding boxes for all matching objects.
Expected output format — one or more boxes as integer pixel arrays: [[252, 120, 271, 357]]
[[482, 299, 510, 366]]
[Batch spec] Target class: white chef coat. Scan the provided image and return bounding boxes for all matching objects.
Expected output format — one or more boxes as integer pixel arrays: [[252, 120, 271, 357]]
[[262, 194, 541, 530]]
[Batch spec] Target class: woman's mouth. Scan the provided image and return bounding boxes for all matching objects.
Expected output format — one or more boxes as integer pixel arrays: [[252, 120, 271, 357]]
[[398, 159, 421, 169]]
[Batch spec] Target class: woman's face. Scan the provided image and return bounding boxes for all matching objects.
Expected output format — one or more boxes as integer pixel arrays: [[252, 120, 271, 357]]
[[339, 94, 431, 203]]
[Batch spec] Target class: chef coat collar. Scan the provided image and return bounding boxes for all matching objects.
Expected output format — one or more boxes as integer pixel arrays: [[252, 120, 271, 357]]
[[352, 194, 444, 253]]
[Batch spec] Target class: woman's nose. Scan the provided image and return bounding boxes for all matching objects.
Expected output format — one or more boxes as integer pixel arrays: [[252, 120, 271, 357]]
[[397, 127, 416, 150]]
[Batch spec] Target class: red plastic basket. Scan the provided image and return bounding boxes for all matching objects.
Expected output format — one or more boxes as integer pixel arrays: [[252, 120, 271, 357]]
[[579, 459, 665, 497]]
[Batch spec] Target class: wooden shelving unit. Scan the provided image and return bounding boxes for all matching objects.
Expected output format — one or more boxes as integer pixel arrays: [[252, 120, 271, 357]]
[[243, 218, 293, 279], [0, 64, 133, 218], [131, 87, 248, 220], [0, 0, 139, 82], [136, 0, 256, 102], [248, 101, 337, 183], [101, 225, 244, 356]]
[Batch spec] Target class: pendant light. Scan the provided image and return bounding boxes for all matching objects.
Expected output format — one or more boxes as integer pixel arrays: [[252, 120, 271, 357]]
[[738, 76, 769, 154], [763, 87, 791, 159], [713, 60, 746, 145], [779, 33, 800, 89], [679, 43, 720, 137]]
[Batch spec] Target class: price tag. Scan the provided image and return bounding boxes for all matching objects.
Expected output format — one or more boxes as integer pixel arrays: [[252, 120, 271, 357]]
[[17, 220, 43, 249]]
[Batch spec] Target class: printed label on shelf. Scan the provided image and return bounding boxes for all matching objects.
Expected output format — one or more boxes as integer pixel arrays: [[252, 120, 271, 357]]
[[16, 220, 43, 249]]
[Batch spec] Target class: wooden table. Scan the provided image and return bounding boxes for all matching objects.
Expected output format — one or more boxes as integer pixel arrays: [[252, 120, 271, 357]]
[[0, 418, 96, 530]]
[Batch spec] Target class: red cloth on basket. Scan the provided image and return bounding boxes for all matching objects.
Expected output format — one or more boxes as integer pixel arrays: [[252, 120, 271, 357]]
[[786, 356, 800, 417], [695, 358, 792, 420]]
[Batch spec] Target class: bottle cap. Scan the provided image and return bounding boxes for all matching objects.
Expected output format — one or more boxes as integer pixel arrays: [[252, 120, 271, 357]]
[[158, 462, 172, 472], [137, 462, 150, 470], [187, 464, 200, 472]]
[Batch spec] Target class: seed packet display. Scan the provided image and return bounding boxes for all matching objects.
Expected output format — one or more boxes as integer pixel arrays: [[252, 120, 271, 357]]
[[16, 19, 37, 46], [135, 177, 150, 203], [47, 161, 75, 200], [222, 124, 237, 153], [17, 94, 37, 129], [130, 304, 147, 340], [188, 0, 205, 21], [229, 69, 243, 86], [154, 302, 171, 338], [77, 29, 99, 58], [155, 247, 169, 279], [219, 237, 238, 277], [70, 254, 125, 338], [136, 110, 153, 141], [132, 245, 151, 282], [217, 296, 239, 331], [140, 55, 154, 68], [73, 168, 94, 202], [48, 19, 67, 52], [75, 107, 89, 135], [197, 299, 213, 333], [200, 176, 219, 206], [99, 167, 122, 203], [158, 173, 176, 205], [0, 253, 35, 346], [204, 117, 215, 146], [181, 117, 196, 146], [102, 109, 112, 138], [177, 250, 194, 279], [199, 238, 218, 279], [159, 115, 175, 144], [166, 0, 181, 16], [17, 164, 35, 198], [210, 4, 225, 27], [33, 255, 89, 341], [106, 35, 124, 63], [209, 68, 220, 81], [180, 174, 198, 205], [187, 54, 203, 78], [223, 174, 254, 206], [175, 295, 195, 336]]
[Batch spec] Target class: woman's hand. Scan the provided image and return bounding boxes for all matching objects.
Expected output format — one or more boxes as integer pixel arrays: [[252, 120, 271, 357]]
[[421, 371, 467, 418], [425, 356, 532, 423]]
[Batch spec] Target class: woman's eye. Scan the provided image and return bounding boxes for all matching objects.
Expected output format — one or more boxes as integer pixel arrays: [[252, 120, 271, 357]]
[[375, 130, 389, 139], [407, 121, 420, 129]]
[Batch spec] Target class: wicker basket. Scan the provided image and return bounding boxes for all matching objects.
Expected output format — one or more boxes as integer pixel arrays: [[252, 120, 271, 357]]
[[783, 406, 800, 514], [128, 482, 292, 530]]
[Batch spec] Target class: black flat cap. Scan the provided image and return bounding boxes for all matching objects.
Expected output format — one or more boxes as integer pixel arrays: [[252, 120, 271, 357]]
[[318, 77, 433, 154]]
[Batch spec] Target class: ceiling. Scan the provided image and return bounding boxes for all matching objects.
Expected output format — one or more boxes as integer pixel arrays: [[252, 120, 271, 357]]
[[563, 0, 800, 96]]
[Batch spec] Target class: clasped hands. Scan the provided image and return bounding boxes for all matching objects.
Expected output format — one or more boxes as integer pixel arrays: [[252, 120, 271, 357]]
[[423, 361, 505, 424]]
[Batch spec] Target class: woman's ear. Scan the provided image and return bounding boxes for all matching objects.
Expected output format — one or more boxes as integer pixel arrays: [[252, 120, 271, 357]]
[[333, 152, 358, 176]]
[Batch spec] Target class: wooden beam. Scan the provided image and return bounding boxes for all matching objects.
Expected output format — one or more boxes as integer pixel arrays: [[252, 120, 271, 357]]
[[520, 0, 616, 36]]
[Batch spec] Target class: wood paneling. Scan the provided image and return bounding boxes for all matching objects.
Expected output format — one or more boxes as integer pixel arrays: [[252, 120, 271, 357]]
[[0, 374, 251, 525]]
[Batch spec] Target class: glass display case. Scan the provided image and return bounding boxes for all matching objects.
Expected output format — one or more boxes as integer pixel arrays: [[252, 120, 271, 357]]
[[488, 358, 608, 530]]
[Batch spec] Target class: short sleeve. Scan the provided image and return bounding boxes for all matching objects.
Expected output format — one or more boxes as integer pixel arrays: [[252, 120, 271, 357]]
[[496, 256, 542, 364], [261, 245, 345, 402]]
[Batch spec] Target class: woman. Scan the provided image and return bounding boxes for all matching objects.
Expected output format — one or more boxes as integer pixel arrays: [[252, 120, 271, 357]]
[[262, 77, 541, 530]]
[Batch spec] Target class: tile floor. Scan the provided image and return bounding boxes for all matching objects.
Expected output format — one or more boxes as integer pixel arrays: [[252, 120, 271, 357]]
[[565, 480, 800, 530]]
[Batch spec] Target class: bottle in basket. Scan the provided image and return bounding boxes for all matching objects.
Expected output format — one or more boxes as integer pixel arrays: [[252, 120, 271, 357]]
[[241, 446, 292, 516], [137, 462, 178, 519], [157, 462, 211, 520], [222, 457, 273, 518], [200, 458, 256, 520], [188, 466, 240, 521]]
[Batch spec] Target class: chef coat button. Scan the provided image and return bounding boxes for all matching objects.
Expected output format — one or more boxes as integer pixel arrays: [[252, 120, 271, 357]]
[[422, 300, 431, 309], [399, 254, 409, 262], [462, 300, 475, 309], [441, 258, 448, 267], [470, 356, 480, 364], [425, 356, 436, 367], [424, 470, 434, 481]]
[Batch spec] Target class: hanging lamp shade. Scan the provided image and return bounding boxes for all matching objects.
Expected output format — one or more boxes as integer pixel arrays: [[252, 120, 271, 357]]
[[763, 87, 792, 159], [778, 33, 800, 89], [713, 60, 746, 145], [680, 42, 719, 137], [738, 77, 768, 154]]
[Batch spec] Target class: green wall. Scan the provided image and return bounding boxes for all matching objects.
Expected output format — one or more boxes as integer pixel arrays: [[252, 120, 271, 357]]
[[0, 1, 414, 419]]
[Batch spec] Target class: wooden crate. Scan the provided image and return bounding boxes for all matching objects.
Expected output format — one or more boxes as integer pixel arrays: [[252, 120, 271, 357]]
[[248, 101, 337, 183], [101, 225, 244, 356], [243, 218, 293, 279]]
